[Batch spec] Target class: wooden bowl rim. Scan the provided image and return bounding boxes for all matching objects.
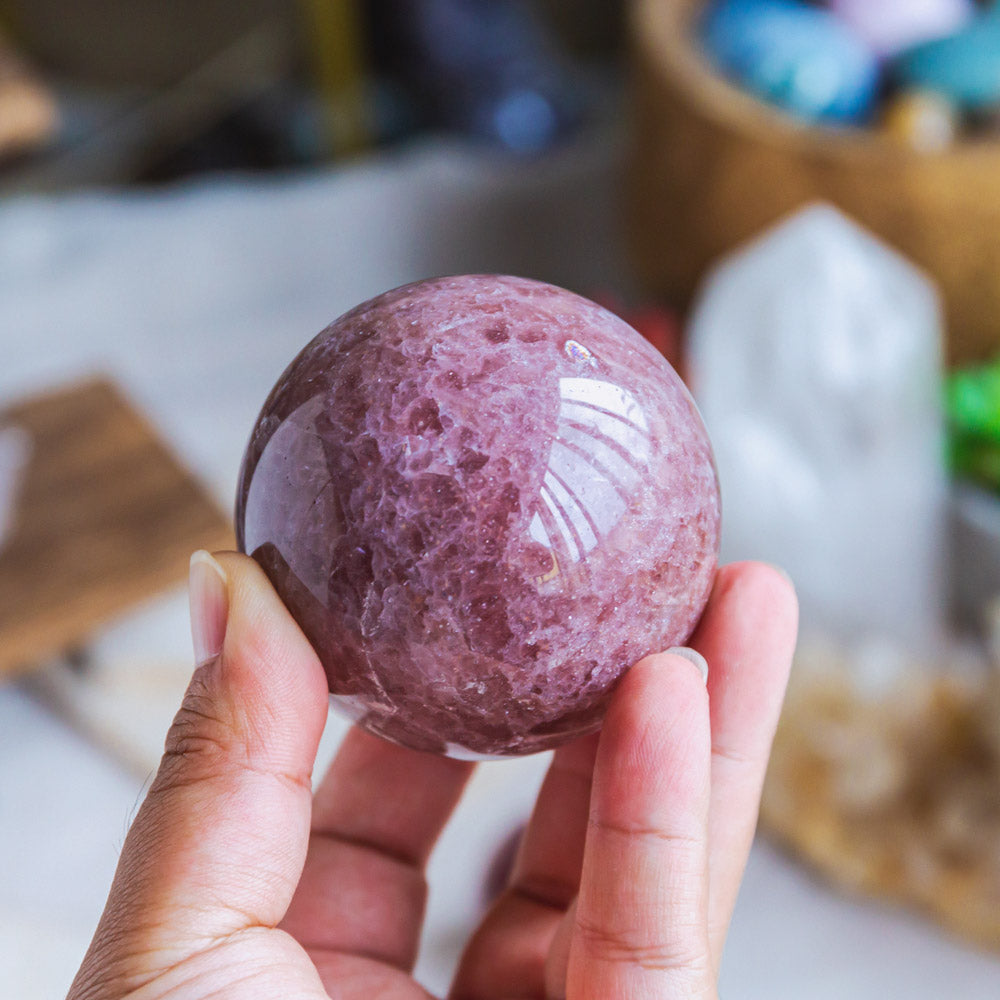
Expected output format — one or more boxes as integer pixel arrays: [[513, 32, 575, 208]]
[[634, 0, 1000, 167]]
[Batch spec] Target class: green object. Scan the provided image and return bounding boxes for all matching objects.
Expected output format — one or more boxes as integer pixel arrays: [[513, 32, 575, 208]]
[[946, 357, 1000, 491]]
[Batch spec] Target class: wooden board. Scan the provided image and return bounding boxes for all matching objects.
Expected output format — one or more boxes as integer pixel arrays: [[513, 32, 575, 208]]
[[0, 378, 234, 677]]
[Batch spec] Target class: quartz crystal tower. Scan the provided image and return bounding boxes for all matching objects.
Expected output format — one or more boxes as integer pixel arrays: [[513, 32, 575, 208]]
[[688, 205, 947, 656]]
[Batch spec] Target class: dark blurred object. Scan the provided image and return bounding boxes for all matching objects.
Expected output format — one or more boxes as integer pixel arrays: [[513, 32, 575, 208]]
[[0, 0, 608, 187], [5, 0, 295, 87], [0, 0, 372, 189], [0, 16, 310, 191], [367, 0, 582, 153], [136, 86, 323, 181], [538, 0, 624, 56], [0, 29, 58, 161], [951, 482, 1000, 631]]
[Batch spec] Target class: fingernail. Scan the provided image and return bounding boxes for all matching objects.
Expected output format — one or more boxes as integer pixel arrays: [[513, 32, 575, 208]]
[[189, 550, 229, 667], [766, 563, 795, 589], [667, 646, 709, 684]]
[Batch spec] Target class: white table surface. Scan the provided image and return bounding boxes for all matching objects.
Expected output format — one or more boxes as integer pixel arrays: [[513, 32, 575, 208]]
[[1, 130, 998, 999]]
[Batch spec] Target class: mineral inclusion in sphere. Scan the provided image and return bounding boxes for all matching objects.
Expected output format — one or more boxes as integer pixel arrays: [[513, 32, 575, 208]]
[[236, 275, 720, 757]]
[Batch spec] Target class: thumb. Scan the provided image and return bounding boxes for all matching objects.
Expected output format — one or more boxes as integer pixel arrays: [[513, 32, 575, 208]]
[[75, 550, 329, 985]]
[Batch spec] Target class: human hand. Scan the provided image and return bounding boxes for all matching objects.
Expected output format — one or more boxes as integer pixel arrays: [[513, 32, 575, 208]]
[[68, 551, 796, 1000]]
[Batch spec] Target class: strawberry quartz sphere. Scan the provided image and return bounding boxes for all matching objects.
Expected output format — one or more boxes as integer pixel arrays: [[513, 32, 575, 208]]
[[236, 275, 720, 757]]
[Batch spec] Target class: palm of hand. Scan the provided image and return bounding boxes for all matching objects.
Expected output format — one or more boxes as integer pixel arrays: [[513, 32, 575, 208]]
[[68, 555, 796, 1000]]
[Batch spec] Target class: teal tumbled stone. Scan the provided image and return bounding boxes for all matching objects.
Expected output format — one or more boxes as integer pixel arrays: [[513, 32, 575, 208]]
[[895, 13, 1000, 110]]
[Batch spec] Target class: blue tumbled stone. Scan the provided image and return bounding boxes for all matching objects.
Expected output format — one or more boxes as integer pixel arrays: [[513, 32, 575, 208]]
[[701, 0, 881, 124]]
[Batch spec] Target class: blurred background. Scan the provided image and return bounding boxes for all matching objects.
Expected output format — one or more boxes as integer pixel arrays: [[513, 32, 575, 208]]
[[3, 1, 1000, 997]]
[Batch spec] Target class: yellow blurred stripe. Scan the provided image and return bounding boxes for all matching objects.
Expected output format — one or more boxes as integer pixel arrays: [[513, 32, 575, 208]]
[[298, 0, 369, 157]]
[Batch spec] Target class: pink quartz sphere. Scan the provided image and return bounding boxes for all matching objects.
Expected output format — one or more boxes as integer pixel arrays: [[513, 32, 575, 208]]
[[236, 275, 720, 757]]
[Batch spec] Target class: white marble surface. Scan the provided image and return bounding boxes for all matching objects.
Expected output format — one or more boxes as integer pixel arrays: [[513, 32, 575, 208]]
[[1, 132, 998, 999]]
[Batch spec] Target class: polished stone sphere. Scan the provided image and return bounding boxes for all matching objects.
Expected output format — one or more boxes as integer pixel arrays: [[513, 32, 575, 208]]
[[236, 275, 720, 757]]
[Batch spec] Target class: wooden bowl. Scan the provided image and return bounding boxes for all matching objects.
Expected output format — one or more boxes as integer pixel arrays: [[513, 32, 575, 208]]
[[628, 0, 1000, 364]]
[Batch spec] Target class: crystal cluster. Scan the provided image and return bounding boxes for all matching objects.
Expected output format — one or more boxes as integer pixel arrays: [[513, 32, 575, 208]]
[[237, 275, 720, 756]]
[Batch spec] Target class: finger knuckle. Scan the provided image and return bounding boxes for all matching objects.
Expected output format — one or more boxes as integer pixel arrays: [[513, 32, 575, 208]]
[[575, 913, 709, 978], [589, 815, 703, 856], [153, 667, 241, 791]]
